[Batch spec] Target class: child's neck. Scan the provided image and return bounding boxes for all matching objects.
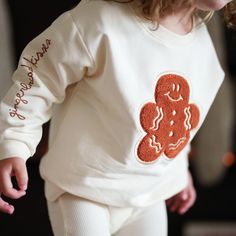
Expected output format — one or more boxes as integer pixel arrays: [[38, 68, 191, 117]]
[[159, 9, 194, 35]]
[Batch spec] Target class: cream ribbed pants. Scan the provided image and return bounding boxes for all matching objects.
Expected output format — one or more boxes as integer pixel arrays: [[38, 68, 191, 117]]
[[47, 193, 167, 236]]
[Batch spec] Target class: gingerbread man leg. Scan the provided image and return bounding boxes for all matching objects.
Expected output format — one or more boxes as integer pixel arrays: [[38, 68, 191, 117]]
[[137, 134, 164, 162]]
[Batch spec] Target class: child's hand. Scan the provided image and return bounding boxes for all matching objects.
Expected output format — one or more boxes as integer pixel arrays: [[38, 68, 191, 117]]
[[0, 157, 28, 214], [166, 171, 196, 215]]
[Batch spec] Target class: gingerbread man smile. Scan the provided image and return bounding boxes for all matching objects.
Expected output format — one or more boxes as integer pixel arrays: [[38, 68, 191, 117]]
[[137, 73, 200, 163], [164, 82, 184, 102]]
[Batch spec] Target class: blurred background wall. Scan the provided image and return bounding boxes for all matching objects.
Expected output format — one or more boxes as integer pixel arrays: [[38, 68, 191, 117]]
[[0, 0, 13, 99], [0, 1, 236, 235]]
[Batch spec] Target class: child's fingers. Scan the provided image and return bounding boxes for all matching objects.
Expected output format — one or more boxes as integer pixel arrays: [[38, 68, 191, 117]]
[[178, 198, 193, 214], [178, 188, 196, 214], [0, 197, 14, 214], [167, 190, 190, 213], [14, 162, 28, 191], [166, 193, 183, 206], [0, 171, 26, 199], [168, 196, 182, 212], [166, 197, 174, 206]]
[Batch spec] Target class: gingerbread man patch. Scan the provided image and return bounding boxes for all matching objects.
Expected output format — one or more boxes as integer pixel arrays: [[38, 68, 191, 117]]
[[137, 73, 200, 163]]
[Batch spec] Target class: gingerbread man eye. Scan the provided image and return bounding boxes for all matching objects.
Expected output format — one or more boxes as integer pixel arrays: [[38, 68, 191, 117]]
[[137, 73, 200, 163], [172, 83, 180, 92]]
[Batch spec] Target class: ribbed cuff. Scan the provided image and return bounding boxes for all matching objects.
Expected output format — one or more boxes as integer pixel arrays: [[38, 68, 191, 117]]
[[0, 140, 31, 161]]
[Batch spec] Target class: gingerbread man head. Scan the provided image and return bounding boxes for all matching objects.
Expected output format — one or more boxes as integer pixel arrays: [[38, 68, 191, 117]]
[[155, 74, 190, 107]]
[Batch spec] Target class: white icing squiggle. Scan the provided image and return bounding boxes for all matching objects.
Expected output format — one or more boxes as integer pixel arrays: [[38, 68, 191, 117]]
[[164, 92, 183, 102], [149, 135, 162, 153], [184, 106, 192, 130], [150, 106, 164, 131], [168, 137, 186, 150]]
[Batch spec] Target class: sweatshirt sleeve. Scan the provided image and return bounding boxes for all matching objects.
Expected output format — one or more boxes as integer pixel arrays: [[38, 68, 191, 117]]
[[0, 11, 94, 161]]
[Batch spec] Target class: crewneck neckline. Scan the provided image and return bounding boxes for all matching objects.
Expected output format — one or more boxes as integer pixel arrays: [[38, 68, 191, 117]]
[[128, 4, 197, 48]]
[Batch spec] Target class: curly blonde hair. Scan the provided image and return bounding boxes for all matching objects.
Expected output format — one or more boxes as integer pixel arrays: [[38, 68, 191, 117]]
[[223, 1, 236, 28], [108, 0, 236, 28]]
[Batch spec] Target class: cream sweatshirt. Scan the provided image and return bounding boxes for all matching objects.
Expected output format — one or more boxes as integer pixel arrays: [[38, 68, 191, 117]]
[[0, 0, 224, 207]]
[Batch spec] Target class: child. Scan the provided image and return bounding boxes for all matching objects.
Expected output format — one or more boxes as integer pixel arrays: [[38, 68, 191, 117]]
[[0, 0, 235, 235]]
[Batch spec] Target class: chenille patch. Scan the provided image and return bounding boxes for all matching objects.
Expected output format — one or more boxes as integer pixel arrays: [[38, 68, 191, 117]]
[[137, 73, 200, 163]]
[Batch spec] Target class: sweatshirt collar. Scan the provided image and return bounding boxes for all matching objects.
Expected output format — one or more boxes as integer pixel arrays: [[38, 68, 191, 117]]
[[128, 5, 197, 48]]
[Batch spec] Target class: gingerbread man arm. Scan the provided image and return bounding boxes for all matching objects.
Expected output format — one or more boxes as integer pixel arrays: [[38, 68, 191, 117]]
[[184, 104, 200, 130], [140, 103, 164, 133]]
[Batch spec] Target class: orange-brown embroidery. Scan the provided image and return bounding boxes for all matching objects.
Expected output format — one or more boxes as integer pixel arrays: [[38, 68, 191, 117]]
[[9, 39, 51, 120], [137, 74, 200, 163]]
